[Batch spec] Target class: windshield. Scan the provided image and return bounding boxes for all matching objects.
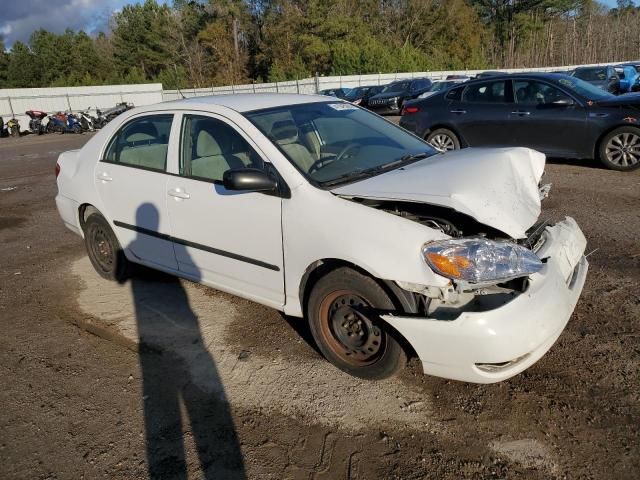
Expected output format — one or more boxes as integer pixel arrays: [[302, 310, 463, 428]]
[[382, 82, 409, 94], [245, 102, 437, 187], [430, 81, 455, 92], [344, 87, 366, 100], [556, 75, 614, 101], [573, 68, 607, 82]]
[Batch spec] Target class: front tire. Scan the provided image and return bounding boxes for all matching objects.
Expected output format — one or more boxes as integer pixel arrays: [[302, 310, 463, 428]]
[[83, 213, 130, 282], [599, 127, 640, 171], [307, 268, 407, 380], [426, 128, 460, 152]]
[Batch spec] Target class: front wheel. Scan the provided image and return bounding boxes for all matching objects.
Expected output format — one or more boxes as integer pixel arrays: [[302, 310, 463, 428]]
[[83, 213, 130, 282], [599, 127, 640, 171], [307, 268, 407, 380], [426, 128, 460, 152]]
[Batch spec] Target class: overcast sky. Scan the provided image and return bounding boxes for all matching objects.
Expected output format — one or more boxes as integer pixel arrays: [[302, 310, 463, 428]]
[[0, 0, 624, 49]]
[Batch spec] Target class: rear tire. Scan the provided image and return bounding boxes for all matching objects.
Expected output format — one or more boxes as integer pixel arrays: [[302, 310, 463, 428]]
[[83, 213, 130, 282], [426, 128, 460, 152], [598, 127, 640, 171], [307, 268, 407, 380]]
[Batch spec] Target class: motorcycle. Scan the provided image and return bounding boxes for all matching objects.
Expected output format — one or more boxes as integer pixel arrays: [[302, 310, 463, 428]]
[[25, 110, 48, 135], [47, 112, 83, 134], [5, 118, 21, 138], [76, 110, 95, 132], [95, 102, 134, 128]]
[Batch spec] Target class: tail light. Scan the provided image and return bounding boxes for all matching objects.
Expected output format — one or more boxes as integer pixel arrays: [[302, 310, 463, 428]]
[[55, 162, 60, 178], [402, 106, 420, 115]]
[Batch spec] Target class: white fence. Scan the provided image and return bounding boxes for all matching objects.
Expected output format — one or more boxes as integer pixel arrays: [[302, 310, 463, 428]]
[[0, 84, 163, 131], [0, 60, 624, 132]]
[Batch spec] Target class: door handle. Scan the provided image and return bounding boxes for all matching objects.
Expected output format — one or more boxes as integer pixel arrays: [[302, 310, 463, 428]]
[[168, 188, 190, 200], [450, 109, 467, 114], [511, 111, 531, 116], [96, 172, 113, 182]]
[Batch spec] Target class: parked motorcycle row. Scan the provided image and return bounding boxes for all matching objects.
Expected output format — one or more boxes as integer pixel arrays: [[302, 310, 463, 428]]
[[0, 102, 134, 138]]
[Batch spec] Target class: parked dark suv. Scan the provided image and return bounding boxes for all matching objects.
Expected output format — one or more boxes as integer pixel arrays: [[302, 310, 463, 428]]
[[399, 72, 640, 171], [367, 78, 432, 115]]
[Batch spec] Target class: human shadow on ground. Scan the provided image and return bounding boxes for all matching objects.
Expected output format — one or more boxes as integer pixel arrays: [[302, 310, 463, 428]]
[[127, 203, 245, 479]]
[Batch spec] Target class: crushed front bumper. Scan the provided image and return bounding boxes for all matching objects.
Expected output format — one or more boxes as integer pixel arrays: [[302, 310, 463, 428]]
[[382, 217, 588, 383]]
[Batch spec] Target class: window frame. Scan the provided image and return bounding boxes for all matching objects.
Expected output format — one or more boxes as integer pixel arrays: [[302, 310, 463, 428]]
[[100, 113, 175, 173], [178, 112, 270, 186]]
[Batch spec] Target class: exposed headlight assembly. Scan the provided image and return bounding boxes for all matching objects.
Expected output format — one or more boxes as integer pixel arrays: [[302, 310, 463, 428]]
[[422, 238, 543, 284]]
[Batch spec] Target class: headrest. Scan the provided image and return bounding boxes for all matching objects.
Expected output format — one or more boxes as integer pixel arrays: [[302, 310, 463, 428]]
[[125, 122, 157, 143], [196, 130, 222, 157], [270, 120, 298, 145]]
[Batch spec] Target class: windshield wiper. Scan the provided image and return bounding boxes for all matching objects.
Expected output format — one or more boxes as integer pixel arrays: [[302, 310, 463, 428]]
[[396, 152, 430, 163], [320, 152, 431, 188]]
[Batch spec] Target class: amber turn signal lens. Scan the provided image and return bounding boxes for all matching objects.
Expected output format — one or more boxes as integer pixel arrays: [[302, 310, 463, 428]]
[[425, 253, 473, 278]]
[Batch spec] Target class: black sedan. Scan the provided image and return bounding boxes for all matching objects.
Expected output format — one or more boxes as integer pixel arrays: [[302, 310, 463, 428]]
[[343, 85, 383, 108], [367, 78, 432, 115], [399, 73, 640, 171]]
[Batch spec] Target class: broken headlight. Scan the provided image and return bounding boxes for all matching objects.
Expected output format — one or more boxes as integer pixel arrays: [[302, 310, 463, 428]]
[[422, 238, 543, 284]]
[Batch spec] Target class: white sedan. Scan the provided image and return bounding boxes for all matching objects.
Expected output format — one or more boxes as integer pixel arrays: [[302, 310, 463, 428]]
[[55, 93, 588, 383]]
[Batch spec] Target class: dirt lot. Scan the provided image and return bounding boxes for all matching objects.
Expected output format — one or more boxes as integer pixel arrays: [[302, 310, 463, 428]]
[[0, 130, 638, 480]]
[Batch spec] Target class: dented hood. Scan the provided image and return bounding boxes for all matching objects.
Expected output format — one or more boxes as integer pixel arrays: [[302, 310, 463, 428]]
[[333, 147, 546, 239]]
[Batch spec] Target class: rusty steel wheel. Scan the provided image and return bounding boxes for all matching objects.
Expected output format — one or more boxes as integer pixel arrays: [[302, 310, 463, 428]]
[[308, 268, 407, 379], [84, 213, 130, 282], [318, 290, 386, 366]]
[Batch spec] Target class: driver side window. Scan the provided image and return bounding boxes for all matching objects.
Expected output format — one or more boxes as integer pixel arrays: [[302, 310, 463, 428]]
[[180, 115, 263, 183], [514, 81, 572, 106]]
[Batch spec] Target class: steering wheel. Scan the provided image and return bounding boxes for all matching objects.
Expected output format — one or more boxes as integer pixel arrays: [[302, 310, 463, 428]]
[[308, 143, 360, 174]]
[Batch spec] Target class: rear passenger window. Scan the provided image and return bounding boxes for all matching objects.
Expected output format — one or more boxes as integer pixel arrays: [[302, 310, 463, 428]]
[[462, 81, 507, 103], [180, 115, 263, 182], [104, 115, 173, 171]]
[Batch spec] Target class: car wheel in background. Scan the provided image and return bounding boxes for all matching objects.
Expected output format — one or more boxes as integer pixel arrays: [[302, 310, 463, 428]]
[[599, 127, 640, 171], [308, 267, 407, 380], [426, 128, 460, 152], [83, 213, 130, 282]]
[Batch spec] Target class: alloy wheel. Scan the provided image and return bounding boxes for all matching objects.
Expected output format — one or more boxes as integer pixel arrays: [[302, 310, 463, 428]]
[[605, 132, 640, 167], [429, 133, 456, 152]]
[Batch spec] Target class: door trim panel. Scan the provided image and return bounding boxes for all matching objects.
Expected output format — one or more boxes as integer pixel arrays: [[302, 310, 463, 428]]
[[113, 220, 280, 271]]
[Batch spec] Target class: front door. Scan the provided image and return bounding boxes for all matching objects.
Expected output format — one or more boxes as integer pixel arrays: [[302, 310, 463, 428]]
[[95, 113, 178, 270], [166, 113, 284, 308], [510, 80, 587, 157]]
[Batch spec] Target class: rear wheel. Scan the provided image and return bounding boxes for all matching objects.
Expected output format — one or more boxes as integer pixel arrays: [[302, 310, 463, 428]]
[[599, 127, 640, 171], [83, 213, 130, 282], [307, 268, 406, 380], [426, 128, 460, 152]]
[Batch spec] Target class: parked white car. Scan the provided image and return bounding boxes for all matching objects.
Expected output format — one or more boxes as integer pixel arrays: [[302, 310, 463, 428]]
[[55, 94, 588, 383]]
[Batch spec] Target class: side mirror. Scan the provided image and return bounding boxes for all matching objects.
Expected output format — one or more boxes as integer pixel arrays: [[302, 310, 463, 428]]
[[223, 168, 278, 193]]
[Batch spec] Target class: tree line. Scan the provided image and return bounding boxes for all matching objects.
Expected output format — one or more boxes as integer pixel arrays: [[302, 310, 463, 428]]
[[0, 0, 638, 90]]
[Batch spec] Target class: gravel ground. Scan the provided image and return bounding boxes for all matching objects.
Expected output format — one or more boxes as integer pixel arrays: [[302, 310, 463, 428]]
[[0, 131, 638, 480]]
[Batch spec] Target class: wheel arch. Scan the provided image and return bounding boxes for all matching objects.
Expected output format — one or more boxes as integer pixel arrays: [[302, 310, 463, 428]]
[[299, 258, 420, 319], [78, 203, 101, 233]]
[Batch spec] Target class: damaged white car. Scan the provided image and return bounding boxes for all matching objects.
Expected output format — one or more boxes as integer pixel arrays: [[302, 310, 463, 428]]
[[55, 94, 588, 383]]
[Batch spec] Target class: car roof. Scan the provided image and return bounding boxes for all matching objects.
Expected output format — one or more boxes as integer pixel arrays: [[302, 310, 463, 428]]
[[165, 93, 333, 113]]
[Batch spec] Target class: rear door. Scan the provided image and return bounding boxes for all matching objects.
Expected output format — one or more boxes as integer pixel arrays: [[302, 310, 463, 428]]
[[165, 113, 284, 308], [510, 79, 587, 157], [450, 80, 515, 146], [95, 113, 178, 270]]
